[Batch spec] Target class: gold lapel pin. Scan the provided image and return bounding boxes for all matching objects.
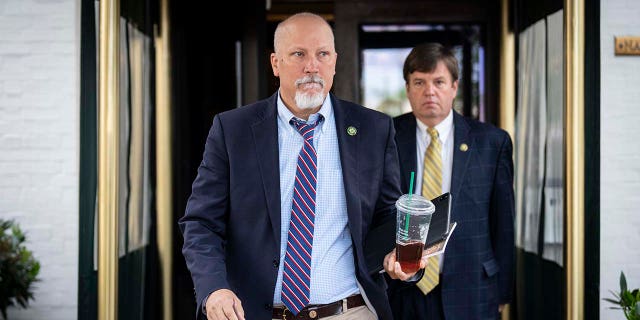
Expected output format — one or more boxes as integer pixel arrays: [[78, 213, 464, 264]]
[[459, 143, 469, 152], [347, 126, 357, 136]]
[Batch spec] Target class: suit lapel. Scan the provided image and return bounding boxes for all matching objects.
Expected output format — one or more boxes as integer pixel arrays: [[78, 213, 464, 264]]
[[332, 95, 362, 238], [450, 112, 472, 213], [395, 114, 417, 193], [251, 94, 282, 244]]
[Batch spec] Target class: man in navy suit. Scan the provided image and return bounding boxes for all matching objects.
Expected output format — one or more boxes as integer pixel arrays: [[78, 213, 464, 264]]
[[179, 12, 414, 320], [388, 43, 515, 319]]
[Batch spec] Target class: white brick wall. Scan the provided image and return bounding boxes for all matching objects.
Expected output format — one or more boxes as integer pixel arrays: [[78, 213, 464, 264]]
[[601, 0, 640, 318], [0, 0, 79, 319]]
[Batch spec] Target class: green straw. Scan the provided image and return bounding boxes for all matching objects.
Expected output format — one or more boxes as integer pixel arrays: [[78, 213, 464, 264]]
[[408, 171, 415, 197], [405, 171, 415, 233]]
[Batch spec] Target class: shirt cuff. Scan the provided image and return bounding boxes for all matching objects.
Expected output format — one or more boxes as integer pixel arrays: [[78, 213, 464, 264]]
[[202, 294, 210, 315], [406, 268, 425, 282]]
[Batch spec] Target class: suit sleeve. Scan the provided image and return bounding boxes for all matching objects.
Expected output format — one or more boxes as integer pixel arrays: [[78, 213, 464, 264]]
[[178, 115, 231, 313], [491, 131, 515, 304], [373, 116, 402, 227]]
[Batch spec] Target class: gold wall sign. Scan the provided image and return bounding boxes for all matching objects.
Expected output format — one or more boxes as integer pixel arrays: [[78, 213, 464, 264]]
[[615, 36, 640, 55]]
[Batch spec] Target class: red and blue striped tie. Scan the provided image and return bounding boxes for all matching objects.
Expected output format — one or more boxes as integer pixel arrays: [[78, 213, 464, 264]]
[[281, 117, 321, 314]]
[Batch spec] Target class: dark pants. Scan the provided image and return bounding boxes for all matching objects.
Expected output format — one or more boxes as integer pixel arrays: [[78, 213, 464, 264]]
[[389, 284, 445, 320]]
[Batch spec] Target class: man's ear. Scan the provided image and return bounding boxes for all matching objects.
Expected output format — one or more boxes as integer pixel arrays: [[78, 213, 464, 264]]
[[270, 53, 279, 77]]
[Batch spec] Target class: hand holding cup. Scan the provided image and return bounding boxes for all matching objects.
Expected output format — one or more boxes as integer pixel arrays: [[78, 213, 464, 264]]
[[385, 193, 434, 280]]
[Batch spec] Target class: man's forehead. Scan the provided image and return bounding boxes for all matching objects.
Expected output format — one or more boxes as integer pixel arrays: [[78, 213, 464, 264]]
[[284, 44, 333, 51], [411, 70, 449, 79]]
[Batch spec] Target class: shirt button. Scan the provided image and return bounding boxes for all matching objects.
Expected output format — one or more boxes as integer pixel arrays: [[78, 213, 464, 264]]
[[273, 259, 279, 268]]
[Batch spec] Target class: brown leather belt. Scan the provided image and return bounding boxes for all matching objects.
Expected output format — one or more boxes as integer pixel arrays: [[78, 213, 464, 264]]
[[272, 294, 366, 320]]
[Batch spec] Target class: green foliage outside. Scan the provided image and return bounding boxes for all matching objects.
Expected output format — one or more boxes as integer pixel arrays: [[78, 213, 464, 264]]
[[604, 271, 640, 320], [0, 219, 40, 320]]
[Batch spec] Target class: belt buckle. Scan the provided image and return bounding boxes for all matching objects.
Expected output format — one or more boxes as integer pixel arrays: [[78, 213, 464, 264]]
[[282, 306, 288, 320]]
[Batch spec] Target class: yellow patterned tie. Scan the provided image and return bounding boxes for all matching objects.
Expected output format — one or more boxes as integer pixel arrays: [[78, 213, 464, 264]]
[[416, 127, 441, 295]]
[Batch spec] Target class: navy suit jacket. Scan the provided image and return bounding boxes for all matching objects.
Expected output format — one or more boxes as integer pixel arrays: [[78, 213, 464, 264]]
[[389, 112, 515, 320], [179, 93, 402, 320]]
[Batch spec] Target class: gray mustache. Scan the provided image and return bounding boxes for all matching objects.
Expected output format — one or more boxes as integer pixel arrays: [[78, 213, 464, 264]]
[[295, 75, 325, 87]]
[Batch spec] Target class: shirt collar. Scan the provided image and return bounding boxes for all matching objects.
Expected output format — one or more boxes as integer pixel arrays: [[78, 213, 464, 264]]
[[416, 109, 454, 144], [276, 90, 332, 132]]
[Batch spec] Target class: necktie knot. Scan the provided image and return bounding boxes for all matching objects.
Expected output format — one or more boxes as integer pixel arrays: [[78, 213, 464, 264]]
[[427, 127, 439, 140], [291, 116, 323, 139]]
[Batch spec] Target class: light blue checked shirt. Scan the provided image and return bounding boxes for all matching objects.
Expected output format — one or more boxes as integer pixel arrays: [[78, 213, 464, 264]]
[[272, 93, 360, 305]]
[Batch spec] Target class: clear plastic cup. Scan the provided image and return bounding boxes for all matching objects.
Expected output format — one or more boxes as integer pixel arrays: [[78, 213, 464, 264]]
[[395, 194, 435, 273]]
